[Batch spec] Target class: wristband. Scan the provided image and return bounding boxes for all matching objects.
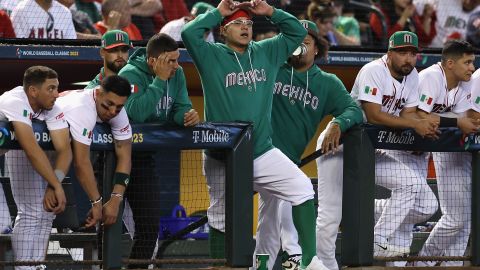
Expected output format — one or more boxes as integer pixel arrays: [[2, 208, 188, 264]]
[[90, 196, 103, 205], [54, 169, 65, 183], [111, 192, 124, 201], [439, 117, 457, 127], [113, 172, 130, 187]]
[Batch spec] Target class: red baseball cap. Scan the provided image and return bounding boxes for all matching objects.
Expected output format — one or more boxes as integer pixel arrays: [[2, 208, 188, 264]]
[[222, 9, 252, 26]]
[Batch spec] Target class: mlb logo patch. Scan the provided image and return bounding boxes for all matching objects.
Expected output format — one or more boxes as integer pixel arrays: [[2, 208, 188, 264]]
[[364, 86, 377, 96]]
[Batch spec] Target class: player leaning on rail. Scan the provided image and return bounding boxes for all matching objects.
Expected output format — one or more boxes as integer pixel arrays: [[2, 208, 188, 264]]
[[0, 66, 70, 270], [415, 40, 480, 266]]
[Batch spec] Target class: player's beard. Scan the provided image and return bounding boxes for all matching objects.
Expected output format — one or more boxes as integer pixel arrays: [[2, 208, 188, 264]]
[[106, 59, 126, 74], [393, 63, 414, 77]]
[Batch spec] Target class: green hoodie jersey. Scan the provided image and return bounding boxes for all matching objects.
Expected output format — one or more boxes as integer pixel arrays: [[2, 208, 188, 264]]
[[182, 8, 307, 158], [118, 48, 193, 125], [271, 63, 363, 164], [85, 67, 105, 89]]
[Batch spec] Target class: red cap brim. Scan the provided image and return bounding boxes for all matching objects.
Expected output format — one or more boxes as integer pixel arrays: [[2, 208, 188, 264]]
[[222, 9, 252, 26], [104, 43, 132, 50]]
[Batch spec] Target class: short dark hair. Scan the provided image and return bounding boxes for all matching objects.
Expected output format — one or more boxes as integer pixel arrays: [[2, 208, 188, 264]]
[[101, 75, 131, 97], [146, 33, 179, 59], [315, 36, 329, 59], [23, 66, 58, 90], [441, 40, 475, 63]]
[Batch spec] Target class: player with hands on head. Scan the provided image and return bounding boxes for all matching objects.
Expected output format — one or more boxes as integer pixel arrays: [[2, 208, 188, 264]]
[[0, 66, 71, 270], [118, 32, 199, 266], [415, 40, 479, 266], [182, 1, 329, 269], [253, 20, 363, 270], [120, 33, 199, 127]]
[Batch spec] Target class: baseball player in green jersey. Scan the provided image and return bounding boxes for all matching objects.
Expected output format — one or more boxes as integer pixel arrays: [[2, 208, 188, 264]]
[[254, 20, 363, 270], [119, 33, 199, 126], [118, 33, 199, 266], [86, 30, 132, 89], [182, 1, 324, 269]]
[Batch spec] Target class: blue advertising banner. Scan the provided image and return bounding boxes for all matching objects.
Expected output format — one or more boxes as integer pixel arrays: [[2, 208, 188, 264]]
[[0, 121, 252, 151], [0, 45, 455, 68], [363, 125, 480, 152]]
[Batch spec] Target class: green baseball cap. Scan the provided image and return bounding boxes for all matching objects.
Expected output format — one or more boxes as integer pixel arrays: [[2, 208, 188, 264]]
[[191, 2, 214, 16], [299, 20, 319, 41], [388, 31, 419, 51], [101, 30, 132, 50]]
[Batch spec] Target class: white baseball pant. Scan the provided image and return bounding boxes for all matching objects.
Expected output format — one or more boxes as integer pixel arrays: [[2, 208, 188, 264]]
[[374, 149, 438, 245], [204, 148, 315, 269], [252, 195, 302, 270], [0, 180, 11, 232], [0, 151, 12, 232], [315, 130, 437, 266], [418, 152, 471, 265], [6, 150, 55, 270]]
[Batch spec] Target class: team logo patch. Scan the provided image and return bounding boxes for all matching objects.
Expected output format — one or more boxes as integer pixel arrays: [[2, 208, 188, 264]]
[[82, 128, 93, 139], [131, 84, 139, 94], [364, 86, 377, 96], [420, 94, 433, 105], [475, 96, 480, 105], [301, 21, 308, 30], [22, 109, 33, 119], [404, 34, 413, 44]]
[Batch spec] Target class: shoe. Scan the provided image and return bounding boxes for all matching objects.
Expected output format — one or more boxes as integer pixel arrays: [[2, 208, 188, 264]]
[[282, 254, 301, 270], [35, 265, 47, 270], [374, 242, 409, 257], [302, 256, 329, 270]]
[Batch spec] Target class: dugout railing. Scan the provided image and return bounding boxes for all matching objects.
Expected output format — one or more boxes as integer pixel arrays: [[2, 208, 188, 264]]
[[0, 121, 253, 270], [342, 125, 480, 267]]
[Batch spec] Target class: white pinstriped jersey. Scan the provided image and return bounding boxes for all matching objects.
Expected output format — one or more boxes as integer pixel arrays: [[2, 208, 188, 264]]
[[55, 88, 132, 146], [351, 55, 419, 120], [418, 63, 472, 116], [469, 69, 480, 113], [0, 86, 67, 130]]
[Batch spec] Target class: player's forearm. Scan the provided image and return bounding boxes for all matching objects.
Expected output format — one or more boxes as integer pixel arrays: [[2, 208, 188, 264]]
[[173, 103, 193, 126], [25, 147, 62, 189], [332, 104, 364, 132], [74, 160, 101, 201], [366, 110, 417, 129], [54, 148, 72, 177], [467, 109, 480, 119], [114, 142, 132, 175], [181, 9, 219, 56]]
